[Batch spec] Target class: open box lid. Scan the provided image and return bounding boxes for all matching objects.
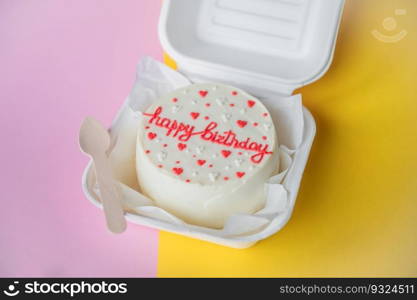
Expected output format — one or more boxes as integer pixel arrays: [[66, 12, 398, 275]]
[[159, 0, 344, 97]]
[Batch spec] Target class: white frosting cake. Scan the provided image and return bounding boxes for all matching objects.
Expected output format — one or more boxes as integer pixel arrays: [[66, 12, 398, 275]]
[[136, 83, 278, 228]]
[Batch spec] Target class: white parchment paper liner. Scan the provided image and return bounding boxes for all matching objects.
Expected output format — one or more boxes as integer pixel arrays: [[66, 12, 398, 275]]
[[86, 57, 307, 242]]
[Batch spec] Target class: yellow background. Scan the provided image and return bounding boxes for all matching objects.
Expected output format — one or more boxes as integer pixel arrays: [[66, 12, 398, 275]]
[[158, 0, 417, 277]]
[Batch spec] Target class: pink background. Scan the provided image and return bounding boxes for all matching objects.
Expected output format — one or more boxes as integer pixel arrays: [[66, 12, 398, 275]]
[[0, 0, 162, 277]]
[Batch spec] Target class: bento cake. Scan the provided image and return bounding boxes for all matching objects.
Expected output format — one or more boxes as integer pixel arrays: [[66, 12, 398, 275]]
[[136, 83, 278, 228]]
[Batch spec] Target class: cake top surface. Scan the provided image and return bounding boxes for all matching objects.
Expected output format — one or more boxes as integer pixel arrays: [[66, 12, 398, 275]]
[[138, 83, 277, 185]]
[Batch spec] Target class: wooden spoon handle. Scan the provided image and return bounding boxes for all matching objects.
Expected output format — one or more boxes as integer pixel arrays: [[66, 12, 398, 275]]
[[93, 153, 126, 233]]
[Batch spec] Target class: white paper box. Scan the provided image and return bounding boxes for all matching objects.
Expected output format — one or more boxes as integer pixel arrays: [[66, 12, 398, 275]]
[[81, 0, 344, 248]]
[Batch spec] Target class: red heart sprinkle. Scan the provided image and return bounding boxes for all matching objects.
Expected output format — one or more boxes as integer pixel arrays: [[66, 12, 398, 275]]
[[236, 172, 245, 178], [232, 91, 238, 96], [224, 176, 229, 181], [247, 100, 255, 108], [197, 160, 206, 166], [208, 164, 213, 168], [205, 103, 211, 107], [190, 112, 200, 120], [236, 120, 247, 128], [177, 143, 187, 151], [199, 90, 208, 97], [186, 179, 191, 183], [172, 167, 183, 175], [147, 132, 156, 140], [262, 136, 267, 140], [172, 98, 178, 103], [204, 116, 209, 120], [263, 113, 268, 117], [221, 150, 231, 158], [253, 122, 258, 127]]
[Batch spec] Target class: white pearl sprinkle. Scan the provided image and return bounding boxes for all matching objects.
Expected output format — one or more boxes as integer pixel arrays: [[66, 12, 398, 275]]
[[244, 152, 250, 157], [183, 89, 189, 94], [192, 171, 199, 177], [157, 151, 167, 161], [222, 113, 232, 122], [212, 153, 219, 158], [208, 172, 220, 182], [240, 108, 247, 114], [216, 97, 228, 106], [185, 148, 190, 153], [196, 146, 205, 154], [249, 165, 255, 171], [234, 158, 244, 167], [263, 123, 272, 130], [191, 99, 197, 105], [155, 138, 162, 143], [171, 105, 182, 113], [224, 165, 231, 170], [212, 86, 218, 91]]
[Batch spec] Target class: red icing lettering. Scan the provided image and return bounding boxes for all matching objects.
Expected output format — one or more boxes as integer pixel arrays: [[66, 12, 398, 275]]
[[143, 106, 273, 164]]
